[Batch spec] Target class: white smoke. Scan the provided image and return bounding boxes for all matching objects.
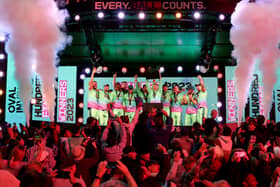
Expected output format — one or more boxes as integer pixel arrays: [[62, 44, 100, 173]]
[[230, 0, 280, 124], [0, 0, 71, 125]]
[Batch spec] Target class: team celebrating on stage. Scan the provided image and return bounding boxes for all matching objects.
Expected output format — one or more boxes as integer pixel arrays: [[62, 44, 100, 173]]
[[88, 67, 208, 126]]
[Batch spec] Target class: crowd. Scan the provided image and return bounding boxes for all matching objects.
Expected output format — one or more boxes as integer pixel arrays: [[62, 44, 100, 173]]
[[0, 105, 280, 187]]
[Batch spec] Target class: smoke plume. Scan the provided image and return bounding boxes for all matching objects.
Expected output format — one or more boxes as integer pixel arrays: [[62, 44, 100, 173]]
[[230, 0, 280, 124], [0, 0, 71, 125]]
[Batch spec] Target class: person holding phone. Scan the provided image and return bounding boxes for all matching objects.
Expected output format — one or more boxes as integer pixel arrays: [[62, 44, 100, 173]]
[[92, 160, 137, 187]]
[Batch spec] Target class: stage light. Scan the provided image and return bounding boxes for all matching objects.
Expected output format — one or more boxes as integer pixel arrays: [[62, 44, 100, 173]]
[[0, 89, 4, 96], [196, 65, 200, 72], [98, 12, 104, 19], [159, 67, 165, 73], [78, 117, 83, 123], [217, 102, 222, 108], [122, 67, 127, 74], [0, 34, 5, 42], [79, 102, 84, 108], [219, 14, 225, 21], [218, 87, 223, 93], [156, 12, 163, 19], [177, 66, 183, 73], [31, 64, 36, 71], [74, 14, 80, 21], [78, 89, 84, 95], [217, 73, 223, 79], [140, 67, 145, 73], [0, 109, 2, 115], [31, 98, 36, 104], [85, 68, 91, 74], [175, 12, 182, 19], [118, 12, 125, 19], [217, 116, 223, 122], [213, 65, 219, 71], [80, 74, 85, 80], [193, 12, 201, 19], [103, 66, 108, 72], [0, 71, 4, 77], [0, 54, 5, 60], [138, 12, 145, 20]]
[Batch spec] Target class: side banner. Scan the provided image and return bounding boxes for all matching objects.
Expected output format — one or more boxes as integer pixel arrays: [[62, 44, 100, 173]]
[[31, 74, 51, 121], [249, 73, 264, 118], [225, 66, 238, 123], [275, 81, 280, 122], [57, 66, 77, 123], [5, 55, 26, 125], [83, 77, 218, 124]]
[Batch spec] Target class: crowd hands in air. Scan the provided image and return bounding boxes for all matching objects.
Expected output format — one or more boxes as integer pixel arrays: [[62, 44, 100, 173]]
[[0, 68, 280, 186]]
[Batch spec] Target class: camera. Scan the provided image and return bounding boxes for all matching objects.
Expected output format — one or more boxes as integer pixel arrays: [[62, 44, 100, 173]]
[[107, 162, 116, 169]]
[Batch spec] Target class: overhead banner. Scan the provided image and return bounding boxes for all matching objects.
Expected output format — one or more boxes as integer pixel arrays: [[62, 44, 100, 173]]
[[5, 55, 26, 125], [31, 74, 51, 122], [57, 66, 77, 124], [83, 76, 218, 124], [58, 0, 207, 10]]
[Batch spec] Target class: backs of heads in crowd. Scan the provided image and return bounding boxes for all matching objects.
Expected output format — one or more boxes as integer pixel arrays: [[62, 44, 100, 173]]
[[18, 164, 53, 187], [257, 115, 265, 125], [204, 118, 218, 136], [223, 126, 232, 136], [86, 117, 98, 126]]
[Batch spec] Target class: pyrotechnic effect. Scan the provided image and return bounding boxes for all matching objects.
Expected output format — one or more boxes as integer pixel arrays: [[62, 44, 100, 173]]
[[0, 0, 71, 125], [230, 0, 280, 125]]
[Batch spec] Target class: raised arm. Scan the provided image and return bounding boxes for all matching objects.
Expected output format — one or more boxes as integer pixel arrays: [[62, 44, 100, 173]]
[[89, 67, 97, 90], [198, 75, 206, 92], [90, 67, 97, 82], [113, 72, 117, 90], [158, 69, 163, 94], [129, 107, 141, 133]]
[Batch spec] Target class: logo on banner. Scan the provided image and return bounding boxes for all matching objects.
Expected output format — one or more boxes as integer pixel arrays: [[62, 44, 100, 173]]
[[227, 80, 237, 122], [250, 74, 260, 118], [58, 80, 75, 122], [33, 76, 49, 119], [7, 87, 24, 114]]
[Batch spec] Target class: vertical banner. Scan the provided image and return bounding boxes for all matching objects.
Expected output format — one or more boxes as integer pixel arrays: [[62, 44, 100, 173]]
[[249, 73, 264, 118], [31, 74, 51, 121], [275, 81, 280, 122], [57, 66, 77, 123], [5, 54, 26, 125], [225, 66, 238, 123]]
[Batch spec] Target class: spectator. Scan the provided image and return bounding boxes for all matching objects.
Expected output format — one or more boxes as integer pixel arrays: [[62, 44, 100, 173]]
[[101, 117, 127, 162]]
